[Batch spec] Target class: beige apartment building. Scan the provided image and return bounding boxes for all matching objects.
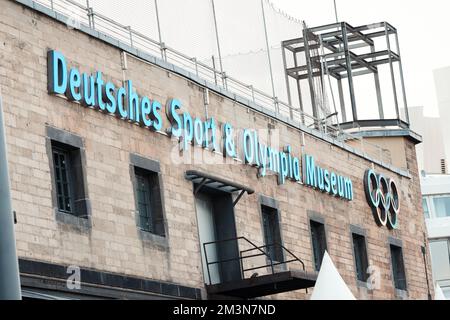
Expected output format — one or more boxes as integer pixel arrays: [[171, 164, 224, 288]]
[[0, 0, 434, 300]]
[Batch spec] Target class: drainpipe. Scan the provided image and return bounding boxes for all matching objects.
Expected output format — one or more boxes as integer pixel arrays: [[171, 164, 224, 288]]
[[0, 91, 22, 300], [422, 232, 432, 300]]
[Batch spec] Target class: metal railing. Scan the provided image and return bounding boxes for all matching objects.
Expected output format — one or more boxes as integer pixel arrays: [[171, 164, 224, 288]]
[[27, 0, 392, 165], [202, 236, 306, 285]]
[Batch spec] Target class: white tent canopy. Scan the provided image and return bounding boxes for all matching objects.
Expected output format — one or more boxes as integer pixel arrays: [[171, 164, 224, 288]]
[[310, 251, 356, 300]]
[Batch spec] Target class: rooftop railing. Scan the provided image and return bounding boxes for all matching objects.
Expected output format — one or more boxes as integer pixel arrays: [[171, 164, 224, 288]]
[[22, 0, 393, 165]]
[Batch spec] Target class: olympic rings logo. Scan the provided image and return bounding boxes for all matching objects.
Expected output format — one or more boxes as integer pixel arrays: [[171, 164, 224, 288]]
[[364, 169, 400, 230]]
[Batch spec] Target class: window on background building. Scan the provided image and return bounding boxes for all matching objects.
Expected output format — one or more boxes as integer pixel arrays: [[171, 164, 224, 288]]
[[261, 205, 284, 263], [429, 239, 450, 283], [422, 198, 430, 219], [51, 141, 88, 218], [352, 233, 369, 282], [443, 287, 450, 300], [134, 167, 165, 237], [390, 245, 407, 291], [433, 196, 450, 218], [310, 220, 327, 271]]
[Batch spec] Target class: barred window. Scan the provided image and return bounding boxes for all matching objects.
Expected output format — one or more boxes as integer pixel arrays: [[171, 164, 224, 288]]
[[261, 205, 283, 263], [352, 233, 369, 282], [50, 140, 88, 218], [133, 167, 165, 237], [310, 220, 327, 271], [52, 147, 74, 213], [390, 245, 407, 291]]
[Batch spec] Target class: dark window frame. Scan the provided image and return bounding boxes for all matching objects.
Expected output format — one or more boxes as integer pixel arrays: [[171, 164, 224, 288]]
[[388, 237, 408, 292], [350, 226, 369, 284], [130, 154, 167, 244], [52, 144, 75, 214], [135, 168, 153, 233], [46, 127, 91, 229], [309, 216, 328, 272], [258, 195, 285, 266]]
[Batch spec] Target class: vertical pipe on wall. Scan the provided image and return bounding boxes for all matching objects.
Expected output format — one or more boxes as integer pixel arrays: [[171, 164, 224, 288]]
[[0, 91, 22, 300]]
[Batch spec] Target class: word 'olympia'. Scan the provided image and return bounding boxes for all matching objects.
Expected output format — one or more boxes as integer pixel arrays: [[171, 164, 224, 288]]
[[0, 0, 433, 301]]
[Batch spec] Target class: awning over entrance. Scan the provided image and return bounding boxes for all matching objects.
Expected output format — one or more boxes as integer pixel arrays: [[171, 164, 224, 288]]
[[185, 170, 255, 207], [206, 270, 317, 299]]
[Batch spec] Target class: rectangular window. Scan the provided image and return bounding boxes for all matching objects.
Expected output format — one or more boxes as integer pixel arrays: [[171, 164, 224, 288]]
[[53, 147, 73, 213], [422, 198, 430, 219], [433, 196, 450, 218], [261, 205, 283, 263], [352, 233, 369, 282], [310, 220, 327, 271], [134, 167, 165, 237], [51, 141, 87, 217], [429, 239, 450, 282], [390, 245, 407, 291]]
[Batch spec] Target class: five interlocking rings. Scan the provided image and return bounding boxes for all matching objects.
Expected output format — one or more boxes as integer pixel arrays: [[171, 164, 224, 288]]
[[364, 169, 400, 230]]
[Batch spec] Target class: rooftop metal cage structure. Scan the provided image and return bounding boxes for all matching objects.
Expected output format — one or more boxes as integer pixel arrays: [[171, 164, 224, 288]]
[[282, 22, 411, 131]]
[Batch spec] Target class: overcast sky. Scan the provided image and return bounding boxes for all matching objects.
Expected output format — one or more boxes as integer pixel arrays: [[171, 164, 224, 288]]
[[271, 0, 450, 116]]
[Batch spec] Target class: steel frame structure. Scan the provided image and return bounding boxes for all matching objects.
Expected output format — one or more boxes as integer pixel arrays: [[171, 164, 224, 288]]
[[282, 22, 410, 130]]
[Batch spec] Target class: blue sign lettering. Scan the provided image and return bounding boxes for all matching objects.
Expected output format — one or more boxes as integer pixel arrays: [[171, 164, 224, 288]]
[[47, 50, 354, 202]]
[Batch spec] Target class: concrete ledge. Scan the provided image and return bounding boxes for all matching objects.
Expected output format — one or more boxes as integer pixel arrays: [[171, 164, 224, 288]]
[[55, 209, 92, 232], [352, 129, 423, 145]]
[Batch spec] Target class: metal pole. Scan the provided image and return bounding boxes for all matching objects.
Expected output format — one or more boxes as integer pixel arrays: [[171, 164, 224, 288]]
[[154, 0, 165, 60], [303, 23, 319, 121], [394, 32, 410, 124], [86, 0, 94, 29], [127, 26, 134, 47], [337, 79, 346, 122], [212, 55, 218, 86], [333, 0, 339, 23], [385, 22, 400, 121], [342, 23, 358, 122], [211, 0, 224, 75], [372, 44, 384, 120], [281, 45, 293, 118], [0, 91, 22, 300], [85, 0, 92, 28], [260, 0, 277, 103]]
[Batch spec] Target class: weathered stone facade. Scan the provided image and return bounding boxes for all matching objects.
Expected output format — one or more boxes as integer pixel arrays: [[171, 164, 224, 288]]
[[0, 0, 433, 299]]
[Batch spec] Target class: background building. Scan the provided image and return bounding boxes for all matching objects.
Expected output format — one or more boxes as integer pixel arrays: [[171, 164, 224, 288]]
[[409, 106, 446, 175], [413, 66, 450, 300], [434, 67, 450, 169], [0, 0, 433, 300], [421, 174, 450, 299]]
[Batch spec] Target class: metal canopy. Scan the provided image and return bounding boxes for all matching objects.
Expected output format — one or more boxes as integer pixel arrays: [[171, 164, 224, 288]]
[[185, 170, 255, 207], [206, 270, 317, 299]]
